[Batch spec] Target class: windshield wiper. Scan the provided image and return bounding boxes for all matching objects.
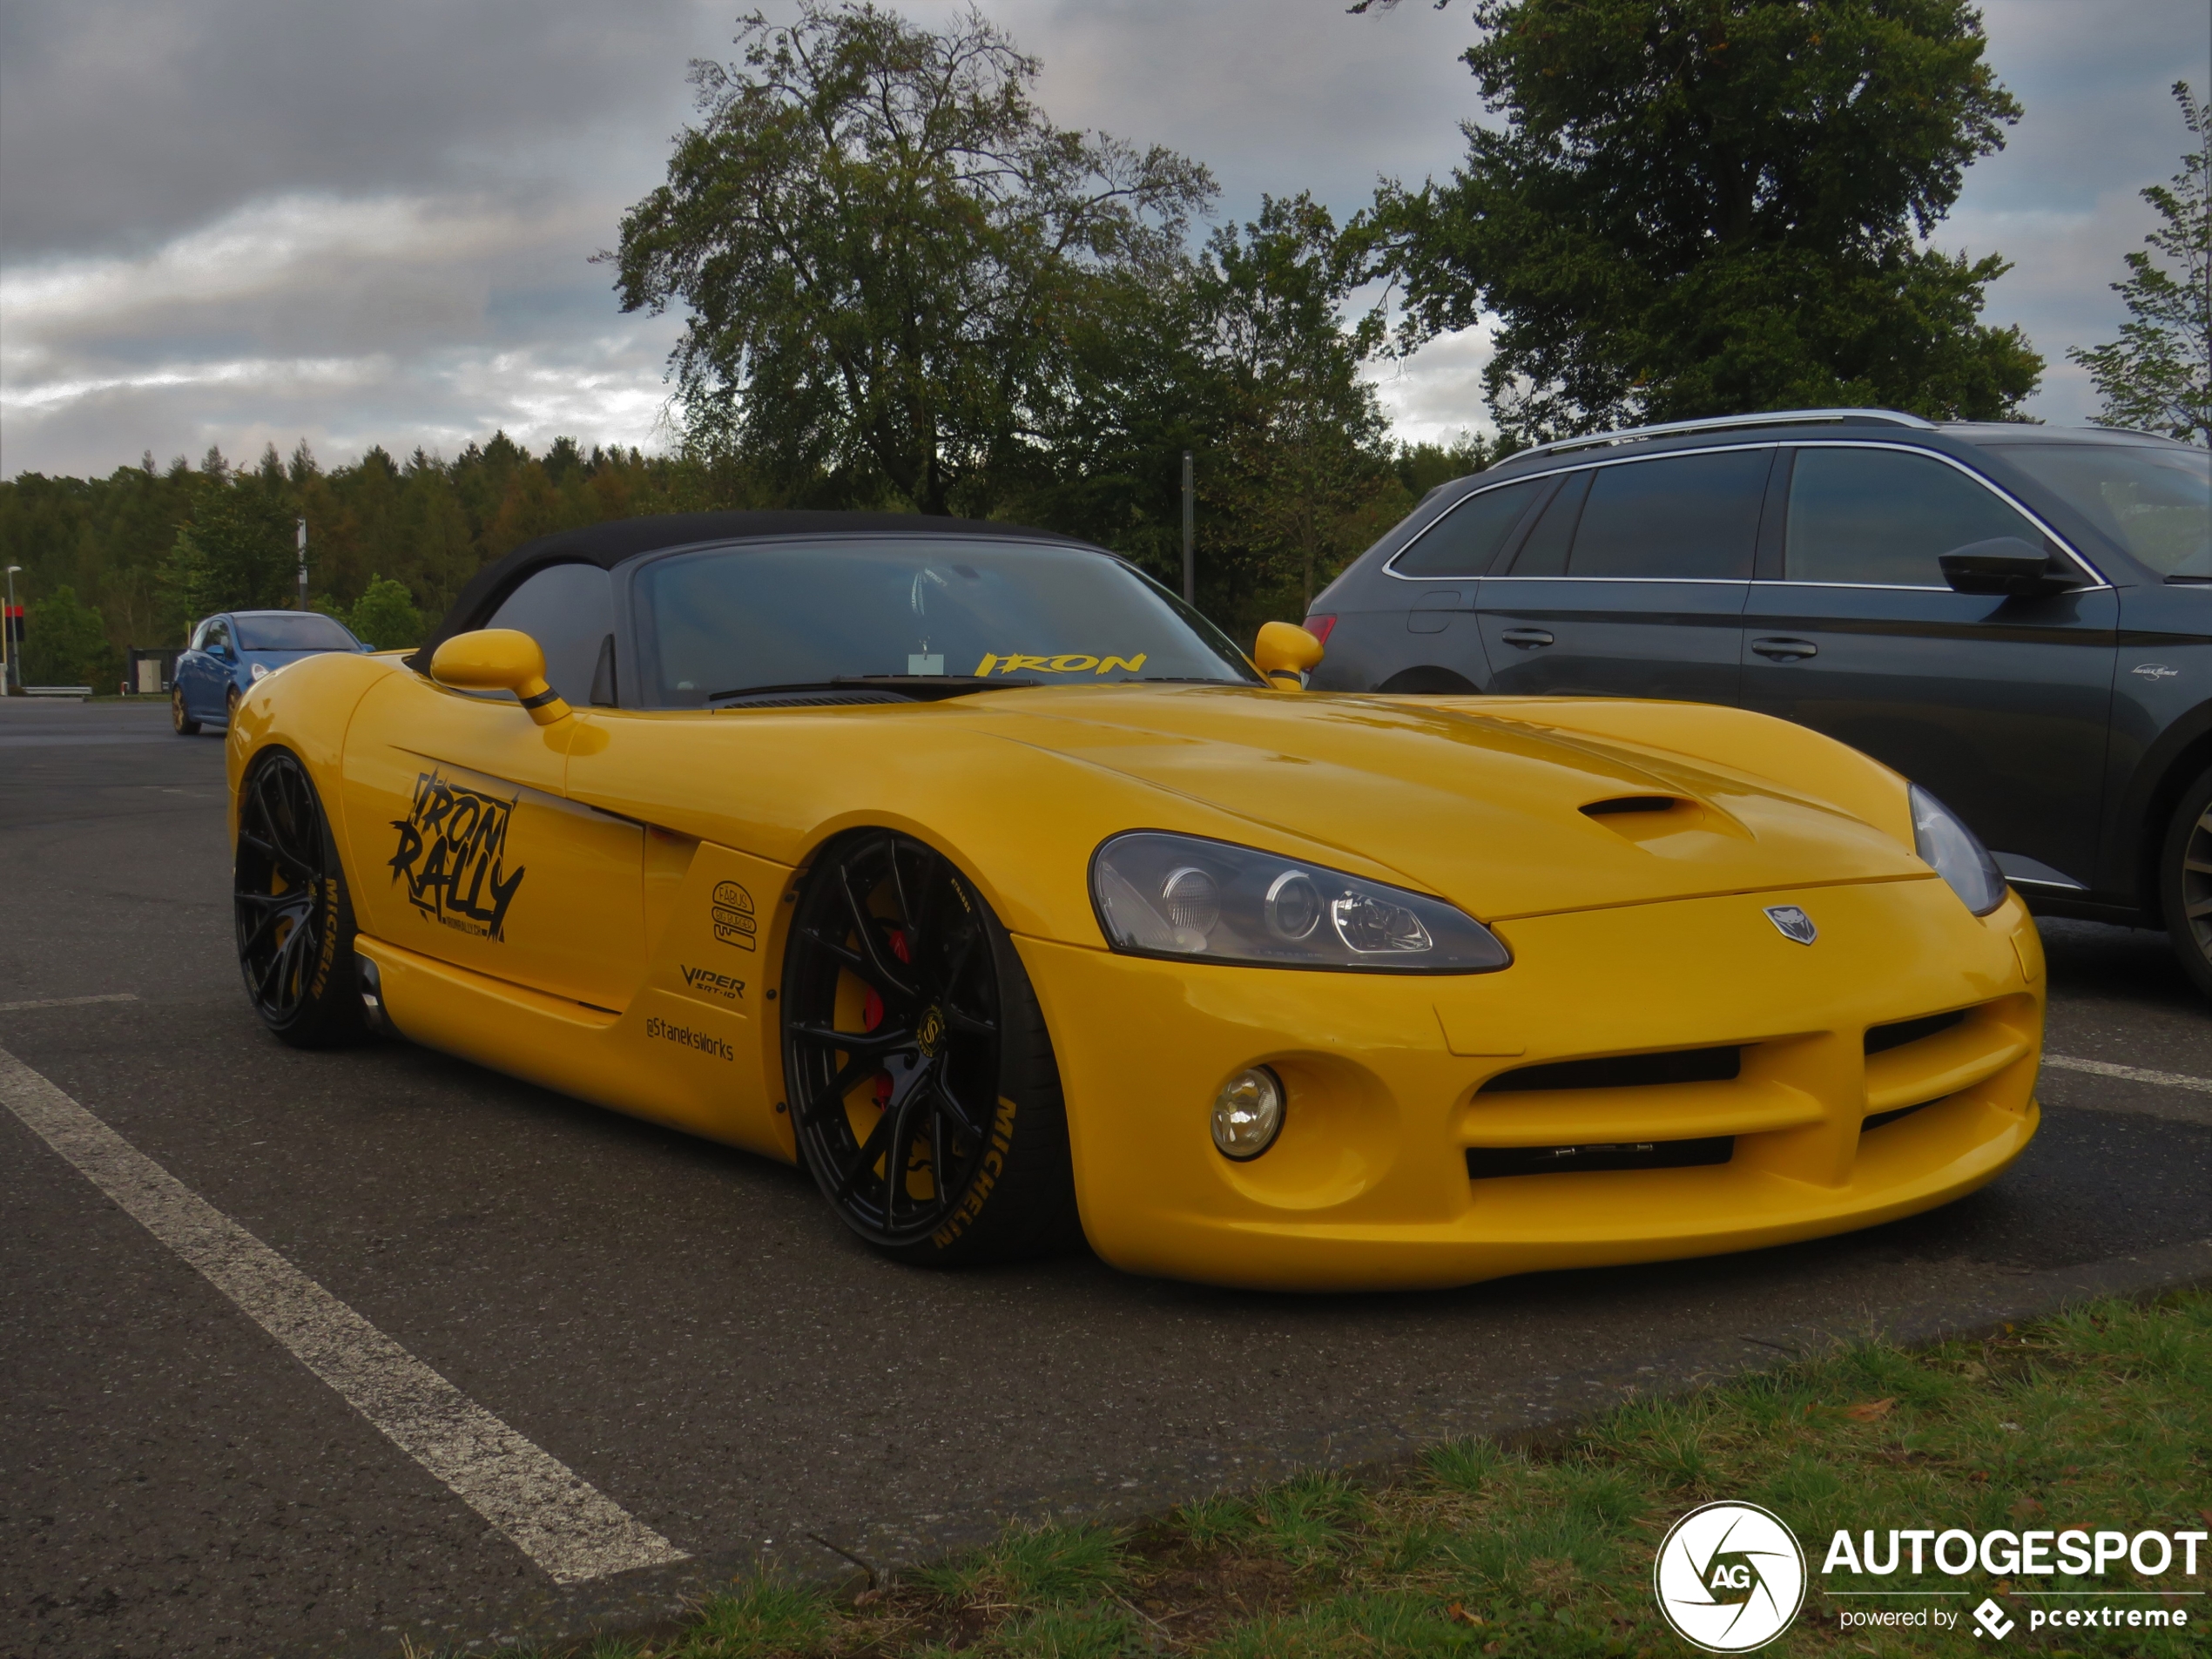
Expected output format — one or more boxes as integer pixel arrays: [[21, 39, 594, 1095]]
[[706, 675, 1040, 704]]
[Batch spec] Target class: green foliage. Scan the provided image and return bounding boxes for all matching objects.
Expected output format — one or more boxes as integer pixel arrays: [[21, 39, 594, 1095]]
[[2070, 83, 2212, 445], [611, 1, 1215, 516], [1364, 0, 2043, 440], [21, 584, 117, 689], [346, 574, 422, 651]]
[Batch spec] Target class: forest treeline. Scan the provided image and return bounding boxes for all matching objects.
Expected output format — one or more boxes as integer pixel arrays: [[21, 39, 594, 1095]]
[[0, 423, 1488, 689]]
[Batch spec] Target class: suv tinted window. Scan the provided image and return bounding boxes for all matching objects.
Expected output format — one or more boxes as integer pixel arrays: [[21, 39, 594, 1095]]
[[1787, 447, 2040, 586], [1980, 442, 2209, 577], [1394, 477, 1549, 577], [1567, 448, 1768, 579]]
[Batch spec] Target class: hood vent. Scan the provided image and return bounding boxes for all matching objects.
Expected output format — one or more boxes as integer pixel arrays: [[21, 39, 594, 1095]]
[[1581, 795, 1682, 817]]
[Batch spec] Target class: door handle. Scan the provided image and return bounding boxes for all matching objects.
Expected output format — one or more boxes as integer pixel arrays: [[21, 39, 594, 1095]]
[[1500, 628, 1554, 650], [1750, 637, 1817, 661]]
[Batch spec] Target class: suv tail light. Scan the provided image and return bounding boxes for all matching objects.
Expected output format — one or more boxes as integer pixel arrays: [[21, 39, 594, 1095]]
[[1302, 614, 1337, 645]]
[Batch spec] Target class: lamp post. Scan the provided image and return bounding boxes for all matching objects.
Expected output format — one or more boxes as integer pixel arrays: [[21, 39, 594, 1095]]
[[3, 565, 21, 695], [1180, 450, 1194, 604]]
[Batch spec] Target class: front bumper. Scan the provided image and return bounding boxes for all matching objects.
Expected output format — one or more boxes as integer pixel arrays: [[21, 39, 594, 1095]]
[[1018, 876, 2043, 1291]]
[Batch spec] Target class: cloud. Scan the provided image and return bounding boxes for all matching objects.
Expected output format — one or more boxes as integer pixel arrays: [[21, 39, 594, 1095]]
[[0, 0, 2202, 478]]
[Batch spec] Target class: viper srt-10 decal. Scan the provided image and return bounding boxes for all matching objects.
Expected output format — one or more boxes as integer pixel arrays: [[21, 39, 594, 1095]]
[[388, 769, 527, 941], [972, 652, 1147, 677]]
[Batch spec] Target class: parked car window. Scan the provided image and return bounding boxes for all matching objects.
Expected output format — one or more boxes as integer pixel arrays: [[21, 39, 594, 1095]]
[[201, 619, 232, 653], [233, 614, 357, 651], [1786, 447, 2040, 586], [1566, 448, 1768, 579], [1979, 442, 2210, 579], [1393, 478, 1551, 577], [1507, 470, 1591, 576], [487, 562, 617, 704]]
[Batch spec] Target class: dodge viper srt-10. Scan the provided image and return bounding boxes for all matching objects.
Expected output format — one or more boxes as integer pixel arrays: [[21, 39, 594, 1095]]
[[226, 510, 2043, 1291]]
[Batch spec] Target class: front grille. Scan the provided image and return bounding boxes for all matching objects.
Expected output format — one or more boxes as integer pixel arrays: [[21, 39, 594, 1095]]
[[1480, 1044, 1741, 1094], [1865, 1010, 1966, 1055], [1862, 1100, 1939, 1133], [1467, 1137, 1734, 1179]]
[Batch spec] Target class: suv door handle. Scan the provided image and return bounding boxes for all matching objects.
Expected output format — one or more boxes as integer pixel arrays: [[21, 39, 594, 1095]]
[[1500, 628, 1554, 650], [1750, 637, 1817, 661]]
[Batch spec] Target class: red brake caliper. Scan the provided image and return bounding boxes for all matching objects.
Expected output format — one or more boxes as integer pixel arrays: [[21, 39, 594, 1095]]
[[864, 929, 911, 1108]]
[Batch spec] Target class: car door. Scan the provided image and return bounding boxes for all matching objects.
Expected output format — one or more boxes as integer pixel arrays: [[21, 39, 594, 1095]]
[[1739, 442, 2118, 890], [1368, 475, 1557, 687], [1474, 446, 1771, 701], [184, 617, 233, 717], [337, 563, 647, 1010]]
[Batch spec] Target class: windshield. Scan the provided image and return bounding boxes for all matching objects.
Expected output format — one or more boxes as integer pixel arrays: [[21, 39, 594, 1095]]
[[233, 613, 359, 651], [631, 538, 1262, 706], [1984, 442, 2212, 577]]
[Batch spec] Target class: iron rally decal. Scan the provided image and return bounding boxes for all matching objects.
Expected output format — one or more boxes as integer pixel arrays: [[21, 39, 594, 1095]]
[[389, 770, 527, 941]]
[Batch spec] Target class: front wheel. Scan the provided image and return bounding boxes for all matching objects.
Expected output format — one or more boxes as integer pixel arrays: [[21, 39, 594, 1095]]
[[781, 831, 1078, 1265], [2160, 767, 2212, 1000], [172, 686, 200, 735], [234, 749, 366, 1047]]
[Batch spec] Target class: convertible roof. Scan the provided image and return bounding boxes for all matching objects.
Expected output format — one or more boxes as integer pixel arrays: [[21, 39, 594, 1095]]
[[411, 509, 1096, 670]]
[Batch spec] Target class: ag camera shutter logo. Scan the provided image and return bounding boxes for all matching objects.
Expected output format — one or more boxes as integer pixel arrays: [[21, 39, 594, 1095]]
[[1654, 1501, 1807, 1652]]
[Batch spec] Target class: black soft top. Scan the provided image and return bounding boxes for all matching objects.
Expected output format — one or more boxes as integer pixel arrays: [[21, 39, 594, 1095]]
[[409, 509, 1097, 671]]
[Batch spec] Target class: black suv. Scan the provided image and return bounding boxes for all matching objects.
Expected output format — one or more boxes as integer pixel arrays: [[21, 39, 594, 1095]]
[[1306, 410, 2212, 988]]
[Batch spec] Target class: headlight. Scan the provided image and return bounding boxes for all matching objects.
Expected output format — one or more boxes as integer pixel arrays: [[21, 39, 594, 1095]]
[[1090, 832, 1511, 973], [1910, 785, 2006, 916], [249, 662, 269, 681]]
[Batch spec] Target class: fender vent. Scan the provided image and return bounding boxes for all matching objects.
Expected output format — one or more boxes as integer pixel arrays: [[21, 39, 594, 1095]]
[[1467, 1137, 1734, 1179], [1480, 1044, 1742, 1094]]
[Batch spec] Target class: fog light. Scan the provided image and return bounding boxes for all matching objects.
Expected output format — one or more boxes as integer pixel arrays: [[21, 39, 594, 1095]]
[[1211, 1066, 1284, 1160]]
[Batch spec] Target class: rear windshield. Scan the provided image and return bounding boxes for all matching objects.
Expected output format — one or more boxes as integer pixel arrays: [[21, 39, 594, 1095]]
[[1983, 442, 2211, 577], [233, 614, 359, 651], [632, 538, 1263, 706]]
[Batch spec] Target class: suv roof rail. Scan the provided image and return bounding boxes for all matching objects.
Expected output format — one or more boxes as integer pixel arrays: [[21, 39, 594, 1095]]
[[1510, 408, 1936, 462]]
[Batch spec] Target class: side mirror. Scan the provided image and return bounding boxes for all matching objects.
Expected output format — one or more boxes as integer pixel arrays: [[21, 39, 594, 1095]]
[[1253, 620, 1325, 691], [429, 629, 571, 726], [1939, 536, 2080, 600]]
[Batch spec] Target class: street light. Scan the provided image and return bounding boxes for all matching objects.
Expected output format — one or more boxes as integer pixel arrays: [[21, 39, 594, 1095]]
[[3, 565, 20, 696]]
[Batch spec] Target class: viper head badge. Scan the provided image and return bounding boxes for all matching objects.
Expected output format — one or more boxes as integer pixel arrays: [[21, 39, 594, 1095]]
[[1764, 904, 1817, 945]]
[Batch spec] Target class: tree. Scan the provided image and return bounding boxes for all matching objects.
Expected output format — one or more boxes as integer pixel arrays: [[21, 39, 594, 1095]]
[[1359, 0, 2043, 441], [609, 2, 1214, 514], [1198, 195, 1404, 615], [22, 584, 116, 689], [346, 575, 422, 651], [2070, 83, 2211, 446], [159, 481, 296, 638]]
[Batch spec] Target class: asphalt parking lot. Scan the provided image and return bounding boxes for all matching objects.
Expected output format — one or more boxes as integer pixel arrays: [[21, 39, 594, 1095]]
[[4, 696, 2209, 1659]]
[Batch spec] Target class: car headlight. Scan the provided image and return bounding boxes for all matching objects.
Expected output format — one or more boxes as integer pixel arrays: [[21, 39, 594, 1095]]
[[1910, 785, 2006, 916], [249, 662, 269, 681], [1090, 831, 1511, 972]]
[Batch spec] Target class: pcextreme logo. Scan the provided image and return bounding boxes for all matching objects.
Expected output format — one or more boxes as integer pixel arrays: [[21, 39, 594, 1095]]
[[1654, 1502, 1807, 1652]]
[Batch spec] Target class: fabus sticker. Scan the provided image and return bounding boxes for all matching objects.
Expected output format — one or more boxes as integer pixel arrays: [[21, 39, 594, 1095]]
[[389, 771, 526, 941], [711, 880, 758, 951]]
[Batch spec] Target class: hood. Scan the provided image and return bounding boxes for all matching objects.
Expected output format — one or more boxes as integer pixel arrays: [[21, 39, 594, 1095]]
[[962, 686, 1926, 921]]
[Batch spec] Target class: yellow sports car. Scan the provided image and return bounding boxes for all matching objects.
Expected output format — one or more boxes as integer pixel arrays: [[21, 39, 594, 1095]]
[[228, 511, 2042, 1291]]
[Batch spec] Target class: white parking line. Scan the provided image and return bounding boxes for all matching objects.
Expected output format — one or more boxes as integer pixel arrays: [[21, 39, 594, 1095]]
[[2045, 1054, 2212, 1095], [0, 994, 140, 1013], [0, 1044, 688, 1585]]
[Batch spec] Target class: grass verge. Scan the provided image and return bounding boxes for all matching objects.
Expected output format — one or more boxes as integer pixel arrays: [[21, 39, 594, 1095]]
[[500, 1291, 2210, 1658]]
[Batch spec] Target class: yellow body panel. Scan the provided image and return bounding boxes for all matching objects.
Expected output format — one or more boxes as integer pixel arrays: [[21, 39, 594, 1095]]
[[229, 651, 2043, 1291]]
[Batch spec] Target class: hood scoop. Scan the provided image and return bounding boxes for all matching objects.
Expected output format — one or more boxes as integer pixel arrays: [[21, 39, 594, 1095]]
[[1579, 793, 1747, 848]]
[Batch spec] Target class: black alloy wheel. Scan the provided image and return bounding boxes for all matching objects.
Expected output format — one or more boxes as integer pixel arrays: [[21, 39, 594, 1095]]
[[172, 685, 200, 735], [781, 831, 1076, 1264], [234, 750, 364, 1046]]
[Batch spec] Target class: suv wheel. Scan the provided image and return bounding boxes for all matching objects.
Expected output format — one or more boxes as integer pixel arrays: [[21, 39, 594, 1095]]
[[2158, 766, 2212, 999]]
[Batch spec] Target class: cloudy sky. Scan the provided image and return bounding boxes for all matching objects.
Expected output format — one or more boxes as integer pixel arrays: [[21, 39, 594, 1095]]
[[2, 0, 2205, 480]]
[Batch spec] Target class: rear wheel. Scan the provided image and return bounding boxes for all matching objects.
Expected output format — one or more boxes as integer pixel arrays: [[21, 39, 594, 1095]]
[[234, 750, 366, 1047], [781, 831, 1078, 1265], [172, 686, 200, 736], [2160, 767, 2212, 1000]]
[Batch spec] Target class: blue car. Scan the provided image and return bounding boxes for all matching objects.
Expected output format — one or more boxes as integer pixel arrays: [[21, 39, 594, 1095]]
[[172, 610, 368, 735]]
